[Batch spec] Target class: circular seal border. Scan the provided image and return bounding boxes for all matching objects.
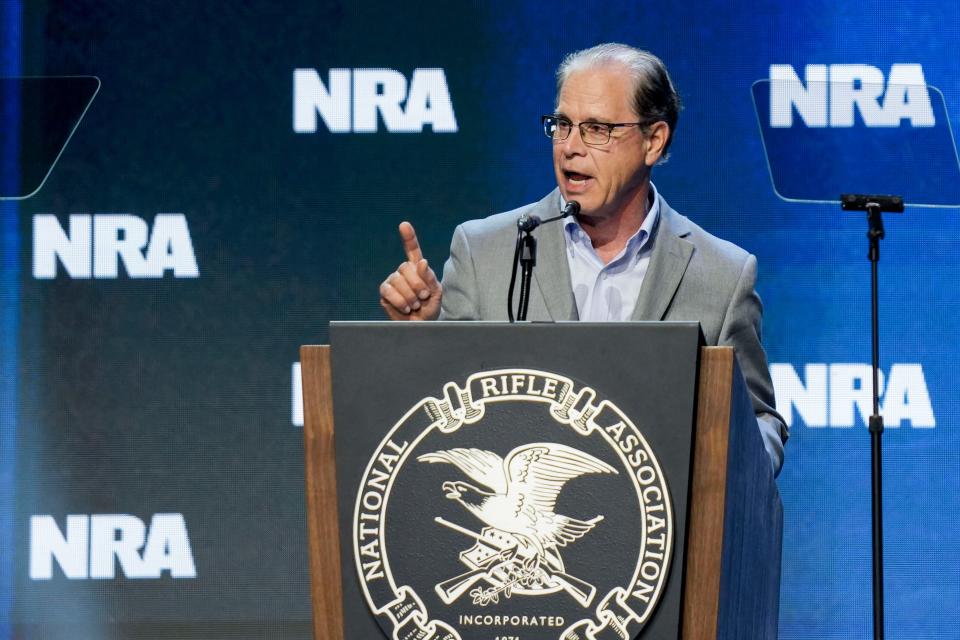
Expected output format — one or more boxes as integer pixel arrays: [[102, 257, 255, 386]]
[[351, 368, 674, 640]]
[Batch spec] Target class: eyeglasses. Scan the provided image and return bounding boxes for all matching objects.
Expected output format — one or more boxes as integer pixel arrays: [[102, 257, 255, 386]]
[[542, 115, 648, 145]]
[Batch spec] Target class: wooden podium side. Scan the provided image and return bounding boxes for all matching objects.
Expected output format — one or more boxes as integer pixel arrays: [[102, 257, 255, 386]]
[[300, 346, 343, 640], [683, 348, 783, 638], [300, 345, 782, 639]]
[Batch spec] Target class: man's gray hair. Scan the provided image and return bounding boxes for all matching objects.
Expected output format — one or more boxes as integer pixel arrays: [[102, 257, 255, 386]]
[[556, 43, 681, 157]]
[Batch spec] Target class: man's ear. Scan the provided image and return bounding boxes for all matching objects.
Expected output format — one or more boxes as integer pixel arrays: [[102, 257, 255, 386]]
[[644, 121, 670, 166]]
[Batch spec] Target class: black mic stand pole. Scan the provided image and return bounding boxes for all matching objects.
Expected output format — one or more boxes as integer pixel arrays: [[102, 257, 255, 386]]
[[516, 231, 536, 321], [507, 201, 580, 322], [840, 193, 904, 640]]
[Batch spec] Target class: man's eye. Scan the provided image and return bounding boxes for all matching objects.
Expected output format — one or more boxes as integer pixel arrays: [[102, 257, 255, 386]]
[[584, 123, 607, 135]]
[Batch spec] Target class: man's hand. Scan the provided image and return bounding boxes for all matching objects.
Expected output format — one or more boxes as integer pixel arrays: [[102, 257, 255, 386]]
[[379, 222, 442, 321]]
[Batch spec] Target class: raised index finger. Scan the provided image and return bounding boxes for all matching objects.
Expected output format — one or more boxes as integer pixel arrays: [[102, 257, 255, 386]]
[[398, 221, 423, 262]]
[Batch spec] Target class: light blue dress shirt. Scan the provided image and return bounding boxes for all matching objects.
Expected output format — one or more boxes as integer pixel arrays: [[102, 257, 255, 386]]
[[563, 184, 660, 321]]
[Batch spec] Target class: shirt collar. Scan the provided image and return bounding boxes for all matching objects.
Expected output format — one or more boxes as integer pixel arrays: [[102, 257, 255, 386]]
[[562, 182, 660, 258]]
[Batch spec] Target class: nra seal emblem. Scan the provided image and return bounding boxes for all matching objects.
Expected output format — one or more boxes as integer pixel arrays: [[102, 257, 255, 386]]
[[353, 369, 673, 640]]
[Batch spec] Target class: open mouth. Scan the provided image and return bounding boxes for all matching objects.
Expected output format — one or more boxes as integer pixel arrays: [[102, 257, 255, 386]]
[[564, 170, 593, 187]]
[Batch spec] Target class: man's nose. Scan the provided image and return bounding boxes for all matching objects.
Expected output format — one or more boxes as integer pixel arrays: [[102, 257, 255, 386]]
[[561, 125, 588, 155]]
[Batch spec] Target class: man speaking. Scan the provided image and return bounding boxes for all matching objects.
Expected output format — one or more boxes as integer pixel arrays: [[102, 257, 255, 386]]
[[378, 43, 786, 475]]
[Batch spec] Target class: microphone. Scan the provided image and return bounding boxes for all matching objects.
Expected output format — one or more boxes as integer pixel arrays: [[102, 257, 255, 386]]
[[562, 200, 581, 218], [517, 200, 580, 232]]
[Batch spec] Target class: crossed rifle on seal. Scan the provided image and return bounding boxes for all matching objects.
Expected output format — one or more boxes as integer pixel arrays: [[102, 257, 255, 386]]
[[417, 442, 617, 608], [432, 517, 599, 607]]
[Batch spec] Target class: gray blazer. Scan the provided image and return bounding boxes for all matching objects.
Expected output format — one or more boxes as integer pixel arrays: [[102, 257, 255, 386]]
[[439, 189, 788, 464]]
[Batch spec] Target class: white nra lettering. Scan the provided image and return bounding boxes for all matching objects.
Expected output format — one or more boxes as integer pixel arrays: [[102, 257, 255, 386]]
[[769, 64, 935, 128], [293, 68, 458, 134], [770, 363, 935, 428], [29, 514, 88, 580], [29, 513, 197, 580], [32, 214, 199, 279], [292, 361, 303, 427]]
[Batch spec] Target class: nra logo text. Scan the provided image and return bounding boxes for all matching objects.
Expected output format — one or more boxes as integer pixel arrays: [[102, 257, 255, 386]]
[[30, 513, 197, 580], [33, 214, 199, 279], [771, 363, 934, 428], [293, 68, 457, 134], [769, 64, 934, 128]]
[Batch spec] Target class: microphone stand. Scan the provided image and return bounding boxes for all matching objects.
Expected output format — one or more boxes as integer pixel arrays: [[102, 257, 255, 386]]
[[839, 193, 904, 640], [507, 201, 580, 322], [516, 231, 536, 321]]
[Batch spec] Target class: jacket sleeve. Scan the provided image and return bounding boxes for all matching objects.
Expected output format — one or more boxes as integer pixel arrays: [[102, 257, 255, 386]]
[[718, 254, 788, 476], [438, 224, 480, 321]]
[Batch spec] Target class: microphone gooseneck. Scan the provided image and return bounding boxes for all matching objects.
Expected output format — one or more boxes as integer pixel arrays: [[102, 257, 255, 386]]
[[516, 200, 581, 233]]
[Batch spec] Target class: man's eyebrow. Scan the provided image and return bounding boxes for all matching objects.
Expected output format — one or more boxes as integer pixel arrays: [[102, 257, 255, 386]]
[[553, 111, 611, 123]]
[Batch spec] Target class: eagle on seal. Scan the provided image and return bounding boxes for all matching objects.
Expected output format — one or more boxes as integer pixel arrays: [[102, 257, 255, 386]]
[[417, 443, 617, 558]]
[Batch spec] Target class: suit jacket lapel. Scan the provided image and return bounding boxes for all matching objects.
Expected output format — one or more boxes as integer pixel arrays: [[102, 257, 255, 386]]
[[630, 197, 694, 321], [531, 190, 578, 320]]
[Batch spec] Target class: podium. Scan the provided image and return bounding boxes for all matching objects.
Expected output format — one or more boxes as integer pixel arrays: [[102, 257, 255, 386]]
[[301, 322, 782, 639]]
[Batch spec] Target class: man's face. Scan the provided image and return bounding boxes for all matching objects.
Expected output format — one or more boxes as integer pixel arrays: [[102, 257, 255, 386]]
[[552, 65, 664, 219]]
